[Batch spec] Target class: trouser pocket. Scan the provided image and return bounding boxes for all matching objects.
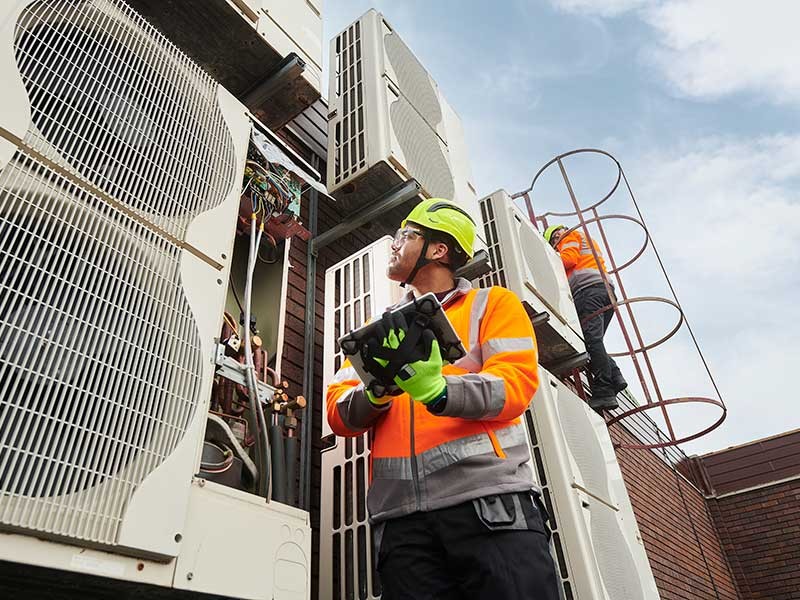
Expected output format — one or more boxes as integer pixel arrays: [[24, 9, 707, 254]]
[[472, 491, 547, 534]]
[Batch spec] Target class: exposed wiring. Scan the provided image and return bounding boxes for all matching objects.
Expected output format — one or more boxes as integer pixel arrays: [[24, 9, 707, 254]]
[[257, 231, 280, 264], [229, 277, 245, 316]]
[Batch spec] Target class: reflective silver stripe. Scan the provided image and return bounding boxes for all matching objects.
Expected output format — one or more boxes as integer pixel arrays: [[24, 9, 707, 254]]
[[495, 421, 529, 447], [452, 288, 491, 373], [372, 456, 413, 480], [481, 337, 534, 360], [560, 241, 580, 250], [443, 372, 506, 419], [453, 346, 482, 373], [372, 422, 529, 480], [423, 422, 528, 477], [469, 288, 491, 355], [331, 365, 359, 383]]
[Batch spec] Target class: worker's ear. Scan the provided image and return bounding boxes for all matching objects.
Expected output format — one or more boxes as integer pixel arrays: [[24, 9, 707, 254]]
[[428, 240, 449, 262]]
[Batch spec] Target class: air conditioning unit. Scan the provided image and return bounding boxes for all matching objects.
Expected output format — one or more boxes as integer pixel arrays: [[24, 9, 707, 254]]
[[321, 237, 401, 439], [326, 9, 481, 229], [523, 370, 660, 599], [0, 1, 309, 597], [478, 189, 587, 375], [125, 0, 322, 129], [319, 236, 403, 600], [258, 0, 323, 88]]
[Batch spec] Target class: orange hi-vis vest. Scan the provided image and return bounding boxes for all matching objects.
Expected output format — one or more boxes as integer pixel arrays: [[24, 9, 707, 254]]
[[556, 229, 608, 295], [326, 278, 540, 523]]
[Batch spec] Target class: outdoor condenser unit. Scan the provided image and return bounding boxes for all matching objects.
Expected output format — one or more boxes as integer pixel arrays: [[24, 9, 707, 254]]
[[478, 189, 587, 375], [524, 370, 660, 600], [326, 9, 481, 228], [0, 1, 309, 597], [320, 236, 402, 600]]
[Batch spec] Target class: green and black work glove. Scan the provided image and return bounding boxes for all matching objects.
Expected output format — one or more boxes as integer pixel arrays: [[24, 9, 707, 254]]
[[394, 328, 447, 404], [365, 311, 446, 406]]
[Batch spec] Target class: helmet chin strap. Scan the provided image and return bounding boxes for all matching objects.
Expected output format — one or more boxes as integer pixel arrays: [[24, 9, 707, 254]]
[[400, 238, 431, 288]]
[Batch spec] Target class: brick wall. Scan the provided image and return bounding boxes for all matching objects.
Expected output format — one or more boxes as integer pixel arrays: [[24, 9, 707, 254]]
[[610, 425, 741, 599], [707, 476, 800, 599]]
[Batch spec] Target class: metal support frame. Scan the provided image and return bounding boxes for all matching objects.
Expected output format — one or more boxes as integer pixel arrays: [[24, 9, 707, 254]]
[[243, 53, 306, 109], [214, 344, 276, 404], [310, 179, 422, 255], [454, 248, 492, 281]]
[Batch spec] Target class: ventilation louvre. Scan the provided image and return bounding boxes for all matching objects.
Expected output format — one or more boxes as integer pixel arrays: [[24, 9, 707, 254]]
[[14, 0, 236, 240], [0, 0, 240, 551], [478, 194, 507, 289], [332, 21, 366, 185], [321, 238, 399, 600], [0, 151, 201, 545]]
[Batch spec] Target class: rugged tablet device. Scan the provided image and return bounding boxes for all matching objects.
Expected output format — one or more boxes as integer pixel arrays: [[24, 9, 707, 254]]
[[338, 293, 467, 395]]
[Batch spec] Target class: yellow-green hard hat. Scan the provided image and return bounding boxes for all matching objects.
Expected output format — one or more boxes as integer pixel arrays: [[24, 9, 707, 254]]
[[543, 224, 566, 243], [402, 198, 476, 258]]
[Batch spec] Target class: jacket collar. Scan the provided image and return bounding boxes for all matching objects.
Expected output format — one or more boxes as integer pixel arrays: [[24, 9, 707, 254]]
[[391, 277, 474, 310]]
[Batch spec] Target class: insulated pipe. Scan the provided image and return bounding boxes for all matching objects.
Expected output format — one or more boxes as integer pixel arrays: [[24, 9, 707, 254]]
[[285, 435, 299, 506], [270, 423, 287, 504]]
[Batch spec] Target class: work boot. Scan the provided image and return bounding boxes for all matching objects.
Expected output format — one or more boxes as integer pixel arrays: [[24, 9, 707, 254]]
[[612, 379, 628, 395], [588, 395, 619, 411]]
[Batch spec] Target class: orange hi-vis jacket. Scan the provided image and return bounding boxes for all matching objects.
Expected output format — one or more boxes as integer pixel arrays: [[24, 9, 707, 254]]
[[326, 278, 540, 523], [556, 229, 608, 295]]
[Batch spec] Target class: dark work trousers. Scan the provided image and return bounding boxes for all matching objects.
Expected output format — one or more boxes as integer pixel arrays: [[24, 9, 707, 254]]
[[376, 491, 559, 600], [573, 283, 625, 397]]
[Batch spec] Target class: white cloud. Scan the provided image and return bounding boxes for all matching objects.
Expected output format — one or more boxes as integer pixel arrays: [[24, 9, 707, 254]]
[[634, 135, 800, 286], [617, 134, 800, 453], [643, 0, 800, 104], [552, 0, 800, 105]]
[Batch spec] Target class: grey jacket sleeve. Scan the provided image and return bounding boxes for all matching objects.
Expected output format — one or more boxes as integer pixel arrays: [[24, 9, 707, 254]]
[[335, 385, 392, 433]]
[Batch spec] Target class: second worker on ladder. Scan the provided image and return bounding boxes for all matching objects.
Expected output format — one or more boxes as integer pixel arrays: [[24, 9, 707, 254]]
[[544, 225, 628, 411]]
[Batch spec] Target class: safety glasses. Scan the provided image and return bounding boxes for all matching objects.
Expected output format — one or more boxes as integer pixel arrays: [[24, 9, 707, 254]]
[[392, 227, 425, 246]]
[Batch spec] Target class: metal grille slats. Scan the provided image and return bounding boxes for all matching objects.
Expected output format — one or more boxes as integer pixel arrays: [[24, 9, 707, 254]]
[[478, 195, 507, 289], [332, 21, 366, 185], [322, 245, 382, 600], [13, 0, 236, 240], [524, 408, 575, 599], [0, 150, 203, 544]]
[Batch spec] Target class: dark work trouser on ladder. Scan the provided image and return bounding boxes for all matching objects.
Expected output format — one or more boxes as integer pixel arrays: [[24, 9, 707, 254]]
[[573, 283, 627, 409]]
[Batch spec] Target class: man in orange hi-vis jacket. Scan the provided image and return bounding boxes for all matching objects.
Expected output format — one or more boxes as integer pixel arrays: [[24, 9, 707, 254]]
[[327, 199, 558, 600], [544, 224, 628, 411]]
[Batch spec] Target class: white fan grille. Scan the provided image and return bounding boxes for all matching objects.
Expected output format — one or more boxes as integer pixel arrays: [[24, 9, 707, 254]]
[[332, 21, 366, 185], [0, 0, 237, 546], [0, 152, 202, 543], [14, 0, 236, 240]]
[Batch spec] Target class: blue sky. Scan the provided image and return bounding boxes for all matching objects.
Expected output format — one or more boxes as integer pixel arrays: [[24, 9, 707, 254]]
[[323, 0, 800, 455]]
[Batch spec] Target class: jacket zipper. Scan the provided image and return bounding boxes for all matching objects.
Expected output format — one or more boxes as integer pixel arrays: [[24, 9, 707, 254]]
[[409, 397, 421, 511], [409, 286, 457, 510]]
